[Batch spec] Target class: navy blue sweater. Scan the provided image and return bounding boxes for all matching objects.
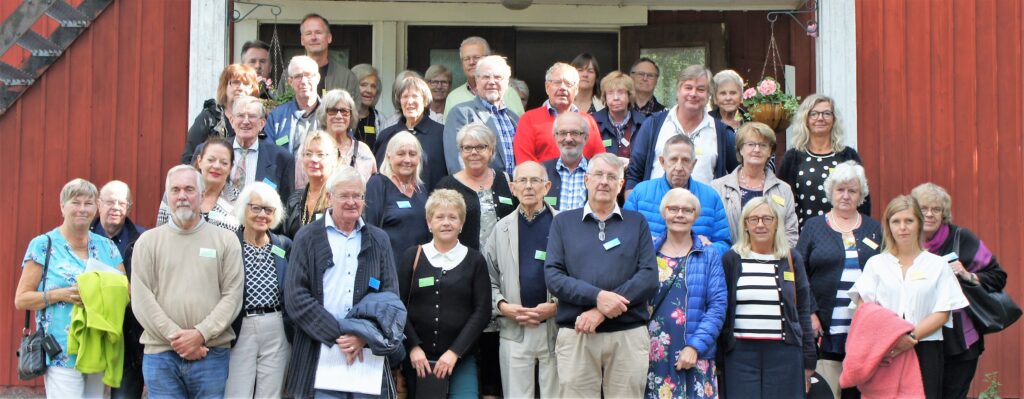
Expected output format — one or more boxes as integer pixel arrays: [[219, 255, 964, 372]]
[[544, 207, 659, 332], [518, 210, 553, 308]]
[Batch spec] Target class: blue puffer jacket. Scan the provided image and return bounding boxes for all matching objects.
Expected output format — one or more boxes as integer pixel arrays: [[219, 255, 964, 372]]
[[624, 176, 732, 254], [651, 232, 727, 359]]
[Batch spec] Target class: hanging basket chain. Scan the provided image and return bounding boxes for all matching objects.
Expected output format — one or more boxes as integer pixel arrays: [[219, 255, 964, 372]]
[[760, 19, 784, 82]]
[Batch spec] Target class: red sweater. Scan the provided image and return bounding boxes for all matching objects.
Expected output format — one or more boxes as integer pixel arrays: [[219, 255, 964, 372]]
[[840, 302, 925, 399], [513, 106, 606, 164]]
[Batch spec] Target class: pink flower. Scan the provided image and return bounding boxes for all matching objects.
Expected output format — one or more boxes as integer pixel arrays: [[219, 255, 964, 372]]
[[757, 79, 778, 96], [671, 308, 686, 325], [743, 87, 757, 100], [650, 339, 666, 361]]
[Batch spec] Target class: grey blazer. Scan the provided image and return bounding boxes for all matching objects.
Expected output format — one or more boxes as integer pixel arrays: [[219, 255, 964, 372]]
[[443, 96, 521, 174], [710, 168, 800, 246], [483, 205, 559, 348]]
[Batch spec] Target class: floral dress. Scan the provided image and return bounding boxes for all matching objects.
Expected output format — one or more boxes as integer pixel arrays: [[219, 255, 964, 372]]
[[646, 253, 719, 399]]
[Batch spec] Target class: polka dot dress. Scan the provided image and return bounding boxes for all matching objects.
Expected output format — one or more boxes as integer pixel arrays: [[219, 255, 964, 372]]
[[794, 152, 841, 227]]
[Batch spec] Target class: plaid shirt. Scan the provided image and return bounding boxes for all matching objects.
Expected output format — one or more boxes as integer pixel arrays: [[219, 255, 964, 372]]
[[557, 157, 589, 211], [487, 102, 518, 172]]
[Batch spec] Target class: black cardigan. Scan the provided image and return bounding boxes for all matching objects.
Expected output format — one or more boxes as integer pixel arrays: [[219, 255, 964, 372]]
[[230, 228, 293, 345], [795, 214, 882, 336], [283, 219, 399, 398], [397, 245, 492, 359], [718, 250, 817, 370], [434, 172, 517, 250], [776, 147, 871, 218]]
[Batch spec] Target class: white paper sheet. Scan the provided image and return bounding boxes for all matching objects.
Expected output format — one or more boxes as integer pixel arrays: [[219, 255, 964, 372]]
[[84, 258, 124, 275], [313, 344, 384, 395]]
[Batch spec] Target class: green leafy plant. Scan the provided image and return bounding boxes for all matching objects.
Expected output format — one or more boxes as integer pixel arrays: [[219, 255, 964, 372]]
[[741, 76, 800, 119], [978, 372, 1002, 399]]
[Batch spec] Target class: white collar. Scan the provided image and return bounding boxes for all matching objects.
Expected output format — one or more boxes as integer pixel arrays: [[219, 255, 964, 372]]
[[581, 202, 622, 221]]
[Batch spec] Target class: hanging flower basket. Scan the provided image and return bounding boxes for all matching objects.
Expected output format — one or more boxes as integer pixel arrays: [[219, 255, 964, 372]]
[[742, 77, 799, 130]]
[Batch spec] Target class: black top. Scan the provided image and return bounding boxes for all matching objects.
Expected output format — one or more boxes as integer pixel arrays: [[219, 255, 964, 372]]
[[364, 174, 431, 264], [397, 246, 492, 359], [282, 186, 329, 239], [182, 99, 235, 164], [776, 147, 871, 227], [374, 116, 449, 193], [434, 172, 517, 251], [355, 107, 379, 149]]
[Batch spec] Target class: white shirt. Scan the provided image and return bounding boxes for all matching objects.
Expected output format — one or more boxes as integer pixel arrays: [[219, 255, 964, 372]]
[[232, 138, 260, 188], [651, 106, 718, 184], [848, 251, 969, 341], [422, 240, 468, 271]]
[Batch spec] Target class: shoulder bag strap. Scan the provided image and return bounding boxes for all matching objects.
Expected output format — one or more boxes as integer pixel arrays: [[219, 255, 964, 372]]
[[404, 245, 423, 305], [26, 236, 53, 334], [651, 253, 689, 314]]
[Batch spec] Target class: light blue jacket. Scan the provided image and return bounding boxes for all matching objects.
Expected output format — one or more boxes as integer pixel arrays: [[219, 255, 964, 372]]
[[624, 176, 732, 254]]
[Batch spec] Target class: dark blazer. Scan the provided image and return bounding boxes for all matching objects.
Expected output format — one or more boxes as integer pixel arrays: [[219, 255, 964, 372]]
[[252, 137, 295, 203], [230, 228, 293, 345], [443, 96, 521, 174], [592, 108, 646, 155], [283, 219, 399, 398], [374, 116, 448, 193], [625, 111, 738, 190], [718, 250, 816, 370], [796, 214, 882, 335]]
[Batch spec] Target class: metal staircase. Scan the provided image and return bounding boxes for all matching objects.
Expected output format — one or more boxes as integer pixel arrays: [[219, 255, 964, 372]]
[[0, 0, 112, 115]]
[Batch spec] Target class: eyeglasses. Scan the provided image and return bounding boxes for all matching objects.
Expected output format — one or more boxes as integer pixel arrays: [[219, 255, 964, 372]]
[[234, 113, 262, 121], [326, 107, 351, 117], [587, 172, 620, 182], [227, 79, 251, 87], [514, 177, 547, 186], [745, 215, 777, 226], [743, 142, 771, 149], [809, 111, 834, 120], [665, 206, 697, 216], [554, 130, 586, 138], [303, 151, 333, 160], [630, 71, 659, 79], [546, 79, 578, 88], [460, 55, 484, 63], [333, 193, 365, 202], [477, 74, 505, 83], [290, 72, 317, 82], [247, 203, 276, 215], [101, 199, 131, 208], [920, 207, 944, 216], [460, 144, 490, 153], [427, 80, 451, 87]]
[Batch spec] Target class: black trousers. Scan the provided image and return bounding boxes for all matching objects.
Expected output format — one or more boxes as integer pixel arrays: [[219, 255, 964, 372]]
[[942, 341, 983, 399], [915, 341, 944, 399]]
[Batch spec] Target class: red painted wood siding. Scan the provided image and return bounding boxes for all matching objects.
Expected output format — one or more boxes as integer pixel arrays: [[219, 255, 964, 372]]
[[0, 0, 190, 387], [857, 0, 1024, 396]]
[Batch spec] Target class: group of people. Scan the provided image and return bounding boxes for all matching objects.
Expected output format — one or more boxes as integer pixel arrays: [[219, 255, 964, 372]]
[[12, 12, 1007, 399]]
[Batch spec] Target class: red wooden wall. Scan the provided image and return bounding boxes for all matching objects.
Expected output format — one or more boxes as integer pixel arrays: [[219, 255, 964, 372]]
[[0, 0, 190, 387], [857, 0, 1024, 396]]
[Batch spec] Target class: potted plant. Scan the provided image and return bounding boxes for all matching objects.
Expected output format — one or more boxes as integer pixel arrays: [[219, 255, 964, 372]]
[[742, 77, 800, 130]]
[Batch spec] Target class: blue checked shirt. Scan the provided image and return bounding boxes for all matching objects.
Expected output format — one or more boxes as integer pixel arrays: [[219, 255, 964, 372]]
[[487, 103, 518, 172], [557, 157, 589, 211]]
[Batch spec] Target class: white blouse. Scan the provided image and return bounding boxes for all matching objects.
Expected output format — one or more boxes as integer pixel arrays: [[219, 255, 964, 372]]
[[422, 240, 468, 271], [848, 251, 968, 341]]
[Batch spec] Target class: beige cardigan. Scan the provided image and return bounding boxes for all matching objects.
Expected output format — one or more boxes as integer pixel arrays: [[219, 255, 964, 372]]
[[710, 168, 800, 246]]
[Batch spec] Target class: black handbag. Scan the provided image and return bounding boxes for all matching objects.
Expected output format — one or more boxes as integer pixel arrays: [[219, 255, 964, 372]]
[[17, 236, 56, 380], [951, 228, 1022, 334]]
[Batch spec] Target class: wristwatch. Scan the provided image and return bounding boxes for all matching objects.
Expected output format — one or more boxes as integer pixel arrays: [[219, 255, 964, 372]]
[[908, 332, 917, 340]]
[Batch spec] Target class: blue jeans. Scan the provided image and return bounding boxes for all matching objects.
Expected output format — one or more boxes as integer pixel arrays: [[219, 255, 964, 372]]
[[143, 347, 230, 399]]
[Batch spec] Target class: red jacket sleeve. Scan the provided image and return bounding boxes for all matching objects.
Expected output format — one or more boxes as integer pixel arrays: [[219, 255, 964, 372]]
[[582, 114, 606, 159]]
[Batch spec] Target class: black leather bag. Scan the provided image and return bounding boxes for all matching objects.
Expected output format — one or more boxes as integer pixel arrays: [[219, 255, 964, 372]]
[[17, 236, 55, 381], [962, 284, 1022, 334]]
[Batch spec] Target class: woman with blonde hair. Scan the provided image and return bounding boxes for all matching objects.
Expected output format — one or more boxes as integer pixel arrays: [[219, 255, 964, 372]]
[[282, 131, 341, 238], [718, 197, 816, 397], [776, 94, 869, 227], [849, 195, 968, 398], [365, 131, 431, 266]]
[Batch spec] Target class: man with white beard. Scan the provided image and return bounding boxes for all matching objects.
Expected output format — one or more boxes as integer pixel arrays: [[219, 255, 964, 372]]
[[443, 55, 520, 174], [131, 165, 244, 397]]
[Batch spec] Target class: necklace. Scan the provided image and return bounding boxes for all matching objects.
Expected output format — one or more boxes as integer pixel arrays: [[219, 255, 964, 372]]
[[827, 211, 861, 234], [301, 185, 328, 225], [390, 175, 416, 196], [737, 167, 765, 190], [461, 169, 494, 191]]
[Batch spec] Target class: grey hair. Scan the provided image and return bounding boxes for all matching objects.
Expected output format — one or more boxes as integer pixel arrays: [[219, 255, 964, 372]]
[[732, 197, 790, 258], [475, 55, 511, 78], [589, 153, 625, 175], [234, 182, 286, 229], [351, 63, 379, 82], [788, 94, 846, 153], [287, 55, 319, 77], [317, 89, 357, 127], [379, 131, 424, 185], [551, 111, 589, 138], [509, 78, 529, 102], [100, 180, 133, 204], [456, 122, 498, 162], [676, 64, 713, 88], [424, 64, 452, 82], [911, 182, 953, 223], [711, 69, 744, 108], [165, 165, 205, 198], [60, 178, 99, 205], [326, 166, 365, 194], [664, 133, 696, 159], [392, 75, 432, 110], [660, 187, 701, 219], [231, 95, 265, 119], [544, 62, 579, 85], [824, 160, 869, 206], [459, 36, 491, 55]]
